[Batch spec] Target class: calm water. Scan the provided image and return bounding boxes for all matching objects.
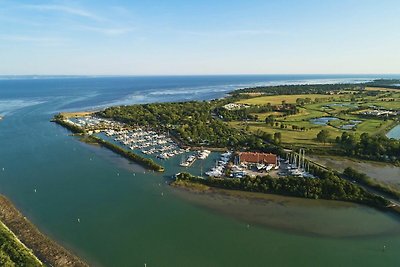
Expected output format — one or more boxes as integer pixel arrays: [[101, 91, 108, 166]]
[[387, 124, 400, 140], [1, 75, 400, 267], [310, 117, 338, 125]]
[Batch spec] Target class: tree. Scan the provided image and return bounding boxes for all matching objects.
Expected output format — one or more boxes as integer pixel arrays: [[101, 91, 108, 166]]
[[317, 129, 330, 143], [274, 132, 282, 143], [265, 115, 275, 126]]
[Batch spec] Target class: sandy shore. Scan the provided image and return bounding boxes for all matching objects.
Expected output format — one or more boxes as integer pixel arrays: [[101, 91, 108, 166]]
[[0, 195, 88, 267]]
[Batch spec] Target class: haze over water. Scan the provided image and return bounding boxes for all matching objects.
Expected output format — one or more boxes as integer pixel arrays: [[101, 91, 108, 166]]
[[0, 75, 400, 267]]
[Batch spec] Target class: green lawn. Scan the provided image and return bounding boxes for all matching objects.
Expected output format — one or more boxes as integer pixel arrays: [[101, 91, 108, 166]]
[[252, 111, 284, 121], [236, 94, 334, 105], [230, 90, 399, 149], [230, 121, 341, 148]]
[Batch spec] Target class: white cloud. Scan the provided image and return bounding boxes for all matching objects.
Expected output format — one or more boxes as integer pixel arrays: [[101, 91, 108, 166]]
[[21, 4, 103, 21]]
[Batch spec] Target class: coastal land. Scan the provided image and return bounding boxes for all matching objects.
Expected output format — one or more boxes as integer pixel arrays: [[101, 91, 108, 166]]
[[0, 195, 88, 266], [0, 213, 42, 266], [53, 79, 400, 215]]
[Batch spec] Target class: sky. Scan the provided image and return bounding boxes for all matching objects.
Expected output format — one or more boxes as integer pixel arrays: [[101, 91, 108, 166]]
[[0, 0, 399, 75]]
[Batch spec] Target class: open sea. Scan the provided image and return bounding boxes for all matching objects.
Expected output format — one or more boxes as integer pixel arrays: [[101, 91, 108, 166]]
[[0, 74, 400, 267]]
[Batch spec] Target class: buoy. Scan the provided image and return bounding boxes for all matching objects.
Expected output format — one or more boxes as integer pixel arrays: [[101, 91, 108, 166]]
[[2, 167, 4, 171], [161, 192, 164, 196], [117, 173, 119, 176], [247, 224, 250, 229], [77, 218, 80, 223], [34, 189, 37, 193], [383, 245, 386, 252]]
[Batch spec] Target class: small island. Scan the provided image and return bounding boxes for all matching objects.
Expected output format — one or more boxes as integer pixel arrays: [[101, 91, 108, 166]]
[[53, 79, 400, 214]]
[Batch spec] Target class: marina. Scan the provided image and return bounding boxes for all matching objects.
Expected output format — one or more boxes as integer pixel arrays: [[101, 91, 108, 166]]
[[1, 76, 400, 267], [180, 150, 211, 167], [68, 116, 186, 160], [205, 151, 232, 177]]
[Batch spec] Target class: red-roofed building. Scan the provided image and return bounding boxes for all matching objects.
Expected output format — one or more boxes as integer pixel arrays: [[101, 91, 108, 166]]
[[238, 152, 278, 166]]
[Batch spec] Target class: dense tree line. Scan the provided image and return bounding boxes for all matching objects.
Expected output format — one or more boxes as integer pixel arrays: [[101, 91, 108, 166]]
[[175, 172, 389, 208], [343, 167, 400, 200], [365, 79, 400, 89], [233, 83, 364, 95], [97, 102, 283, 155], [88, 136, 165, 172], [336, 132, 400, 162]]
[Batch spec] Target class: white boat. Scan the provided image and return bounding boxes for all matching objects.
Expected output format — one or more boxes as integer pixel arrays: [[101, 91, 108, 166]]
[[256, 163, 265, 170], [265, 164, 274, 171]]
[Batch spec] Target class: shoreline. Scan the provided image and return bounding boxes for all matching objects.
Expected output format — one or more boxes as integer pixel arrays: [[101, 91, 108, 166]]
[[0, 195, 88, 266], [171, 179, 358, 208], [171, 178, 400, 217]]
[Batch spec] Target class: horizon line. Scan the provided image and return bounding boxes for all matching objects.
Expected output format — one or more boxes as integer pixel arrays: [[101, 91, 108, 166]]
[[1, 73, 399, 77]]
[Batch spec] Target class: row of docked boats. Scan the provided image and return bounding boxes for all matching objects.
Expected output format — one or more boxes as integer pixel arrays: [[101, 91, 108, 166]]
[[179, 150, 211, 167], [205, 151, 232, 177], [70, 116, 125, 131], [105, 128, 185, 160]]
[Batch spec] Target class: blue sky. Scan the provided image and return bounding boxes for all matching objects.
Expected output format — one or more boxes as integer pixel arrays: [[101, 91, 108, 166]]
[[0, 0, 399, 75]]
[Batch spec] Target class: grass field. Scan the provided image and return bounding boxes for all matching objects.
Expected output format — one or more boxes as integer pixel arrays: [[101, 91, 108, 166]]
[[229, 121, 340, 148], [236, 94, 334, 105], [365, 101, 400, 110], [0, 221, 42, 266], [230, 89, 399, 149], [60, 111, 94, 118]]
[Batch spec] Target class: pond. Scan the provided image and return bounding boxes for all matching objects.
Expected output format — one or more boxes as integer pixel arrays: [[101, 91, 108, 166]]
[[325, 103, 358, 108], [310, 117, 338, 125], [340, 120, 362, 130], [387, 124, 400, 140]]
